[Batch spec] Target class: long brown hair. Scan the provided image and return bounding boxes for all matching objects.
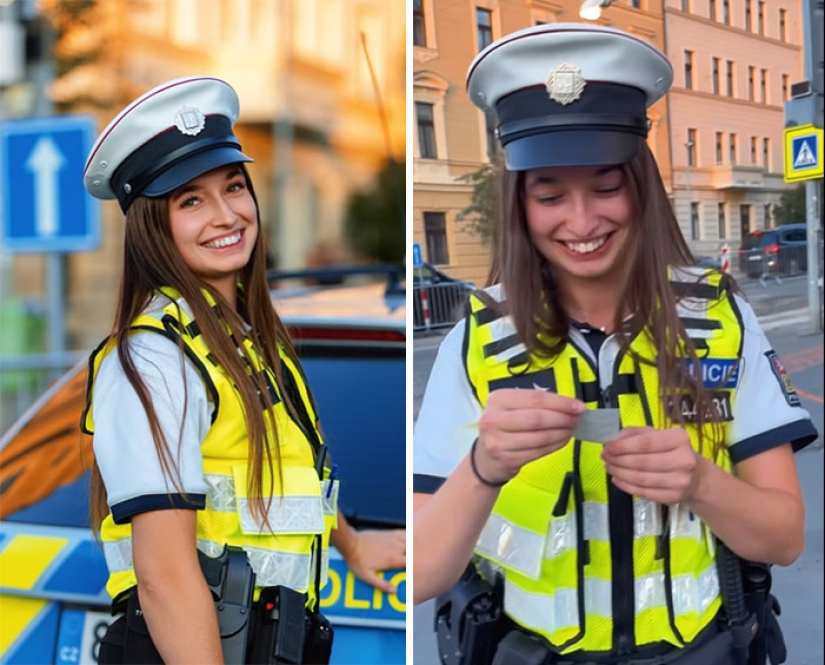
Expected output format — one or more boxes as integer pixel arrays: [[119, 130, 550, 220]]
[[89, 165, 307, 533], [487, 142, 735, 457]]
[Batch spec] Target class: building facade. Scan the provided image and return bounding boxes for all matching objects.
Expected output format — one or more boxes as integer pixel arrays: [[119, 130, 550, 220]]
[[665, 0, 803, 259], [413, 0, 802, 286]]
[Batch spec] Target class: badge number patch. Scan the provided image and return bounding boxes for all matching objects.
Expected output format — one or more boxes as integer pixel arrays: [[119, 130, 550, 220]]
[[765, 350, 801, 407]]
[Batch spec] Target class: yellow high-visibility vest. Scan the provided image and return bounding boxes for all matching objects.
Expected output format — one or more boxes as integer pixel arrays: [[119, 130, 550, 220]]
[[84, 287, 336, 609], [463, 268, 741, 653]]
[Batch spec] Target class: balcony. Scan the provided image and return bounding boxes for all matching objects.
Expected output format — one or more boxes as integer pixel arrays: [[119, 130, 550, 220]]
[[709, 165, 766, 190]]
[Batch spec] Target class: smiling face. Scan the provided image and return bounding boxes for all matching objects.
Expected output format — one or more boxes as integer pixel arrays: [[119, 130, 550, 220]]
[[523, 165, 635, 291], [166, 164, 258, 301]]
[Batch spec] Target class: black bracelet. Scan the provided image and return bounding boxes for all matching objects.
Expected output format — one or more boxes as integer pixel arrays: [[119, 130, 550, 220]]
[[470, 439, 508, 488]]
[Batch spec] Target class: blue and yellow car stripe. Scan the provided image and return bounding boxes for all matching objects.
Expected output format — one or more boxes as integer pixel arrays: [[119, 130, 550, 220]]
[[0, 521, 405, 664]]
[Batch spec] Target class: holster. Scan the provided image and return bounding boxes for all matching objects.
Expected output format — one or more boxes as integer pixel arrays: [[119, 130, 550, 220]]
[[434, 564, 504, 665], [122, 544, 256, 664], [247, 586, 333, 665], [742, 562, 787, 665]]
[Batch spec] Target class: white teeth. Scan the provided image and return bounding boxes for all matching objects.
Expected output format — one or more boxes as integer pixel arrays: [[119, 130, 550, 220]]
[[204, 232, 241, 249], [565, 236, 607, 254]]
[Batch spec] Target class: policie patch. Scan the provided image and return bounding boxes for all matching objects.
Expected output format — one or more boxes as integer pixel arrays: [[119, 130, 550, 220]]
[[765, 350, 801, 407]]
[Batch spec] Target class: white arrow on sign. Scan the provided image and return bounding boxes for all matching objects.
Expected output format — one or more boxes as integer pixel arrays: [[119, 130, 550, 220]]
[[25, 137, 66, 238]]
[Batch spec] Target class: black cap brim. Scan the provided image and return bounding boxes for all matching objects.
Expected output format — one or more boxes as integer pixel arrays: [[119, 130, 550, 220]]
[[503, 130, 642, 171], [142, 146, 254, 198]]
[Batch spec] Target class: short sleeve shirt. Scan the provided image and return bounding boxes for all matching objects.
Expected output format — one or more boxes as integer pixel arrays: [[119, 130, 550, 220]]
[[92, 304, 213, 523], [413, 292, 819, 494]]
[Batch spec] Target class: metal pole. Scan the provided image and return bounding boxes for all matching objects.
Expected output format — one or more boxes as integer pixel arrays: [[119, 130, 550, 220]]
[[32, 14, 65, 377], [806, 179, 822, 331]]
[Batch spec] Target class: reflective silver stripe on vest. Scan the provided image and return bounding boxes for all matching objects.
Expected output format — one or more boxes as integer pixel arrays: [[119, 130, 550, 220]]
[[238, 496, 325, 535], [204, 473, 325, 534], [205, 473, 236, 511], [486, 318, 528, 364], [103, 538, 134, 573], [476, 514, 546, 579], [504, 563, 719, 637], [104, 536, 313, 591], [245, 544, 313, 591], [484, 500, 708, 580]]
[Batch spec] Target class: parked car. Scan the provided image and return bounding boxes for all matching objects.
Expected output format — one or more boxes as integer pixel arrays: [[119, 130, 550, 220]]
[[0, 266, 406, 665], [738, 223, 809, 278], [412, 262, 475, 330]]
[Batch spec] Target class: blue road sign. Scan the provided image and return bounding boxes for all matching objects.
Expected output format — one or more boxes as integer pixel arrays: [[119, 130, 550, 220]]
[[0, 115, 100, 253], [412, 242, 423, 268], [792, 135, 819, 170]]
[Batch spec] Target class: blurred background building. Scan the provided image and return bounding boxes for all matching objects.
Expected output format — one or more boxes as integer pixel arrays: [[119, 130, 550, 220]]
[[1, 0, 405, 342], [413, 0, 804, 287], [0, 0, 405, 431]]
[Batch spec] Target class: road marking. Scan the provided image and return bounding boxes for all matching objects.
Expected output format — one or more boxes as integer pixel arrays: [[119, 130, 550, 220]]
[[757, 307, 813, 332], [796, 388, 824, 405]]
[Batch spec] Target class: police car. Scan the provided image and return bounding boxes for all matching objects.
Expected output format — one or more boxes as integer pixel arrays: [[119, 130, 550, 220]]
[[0, 266, 406, 665]]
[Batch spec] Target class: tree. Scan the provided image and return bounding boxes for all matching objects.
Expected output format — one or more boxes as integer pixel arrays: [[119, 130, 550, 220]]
[[455, 156, 502, 247], [773, 184, 806, 226], [344, 159, 405, 264]]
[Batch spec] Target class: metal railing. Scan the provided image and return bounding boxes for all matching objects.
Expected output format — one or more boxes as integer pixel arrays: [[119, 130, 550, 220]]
[[412, 282, 473, 332], [0, 350, 87, 435], [737, 244, 810, 282]]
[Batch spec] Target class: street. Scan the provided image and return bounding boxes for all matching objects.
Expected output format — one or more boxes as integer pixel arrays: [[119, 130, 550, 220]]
[[411, 273, 825, 664]]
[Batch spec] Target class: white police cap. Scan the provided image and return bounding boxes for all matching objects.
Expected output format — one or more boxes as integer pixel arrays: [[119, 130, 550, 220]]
[[84, 76, 253, 212], [466, 23, 673, 171]]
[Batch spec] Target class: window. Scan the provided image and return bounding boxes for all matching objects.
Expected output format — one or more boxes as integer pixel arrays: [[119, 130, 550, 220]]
[[764, 203, 773, 228], [684, 50, 694, 90], [779, 8, 787, 41], [729, 133, 737, 164], [726, 60, 734, 97], [687, 129, 697, 166], [722, 0, 730, 24], [691, 202, 701, 240], [718, 203, 727, 239], [716, 132, 724, 164], [712, 57, 720, 94], [681, 0, 690, 10], [424, 212, 449, 265], [740, 205, 751, 238], [757, 1, 765, 34], [476, 8, 493, 52], [746, 0, 752, 31], [416, 102, 437, 159], [629, 0, 640, 7], [709, 0, 716, 20], [748, 66, 755, 100], [763, 137, 770, 170], [760, 69, 768, 103], [413, 0, 426, 47], [782, 74, 789, 100], [750, 136, 758, 163]]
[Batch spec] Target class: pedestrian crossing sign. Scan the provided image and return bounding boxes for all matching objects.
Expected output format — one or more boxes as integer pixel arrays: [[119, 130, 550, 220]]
[[784, 124, 824, 182]]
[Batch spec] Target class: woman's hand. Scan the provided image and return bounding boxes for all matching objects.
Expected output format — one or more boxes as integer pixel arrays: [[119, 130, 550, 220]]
[[341, 529, 406, 594], [602, 427, 701, 504], [474, 389, 585, 485]]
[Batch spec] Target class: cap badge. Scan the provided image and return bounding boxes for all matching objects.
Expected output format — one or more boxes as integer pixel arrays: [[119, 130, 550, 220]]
[[545, 62, 586, 105], [174, 106, 206, 136]]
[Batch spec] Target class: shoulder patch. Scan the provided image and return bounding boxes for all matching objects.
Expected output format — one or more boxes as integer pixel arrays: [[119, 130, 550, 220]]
[[765, 350, 801, 407]]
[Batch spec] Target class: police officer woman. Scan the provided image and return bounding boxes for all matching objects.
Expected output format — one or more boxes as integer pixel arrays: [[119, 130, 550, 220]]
[[82, 77, 404, 664], [413, 24, 818, 665]]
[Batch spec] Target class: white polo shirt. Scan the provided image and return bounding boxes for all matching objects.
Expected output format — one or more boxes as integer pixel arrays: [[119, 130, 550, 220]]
[[413, 291, 819, 494]]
